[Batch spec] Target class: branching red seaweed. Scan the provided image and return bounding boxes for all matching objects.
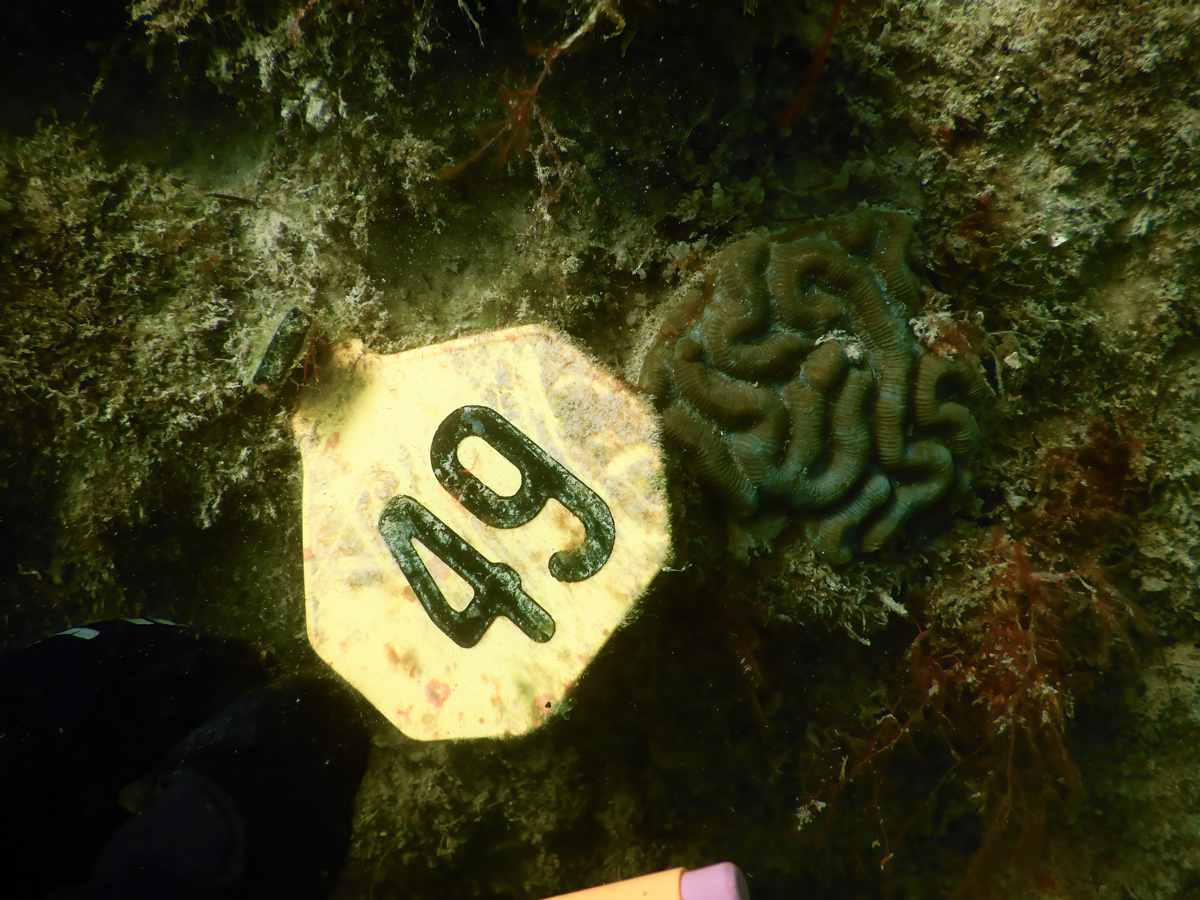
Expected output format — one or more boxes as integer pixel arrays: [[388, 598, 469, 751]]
[[797, 417, 1149, 893], [437, 1, 623, 224]]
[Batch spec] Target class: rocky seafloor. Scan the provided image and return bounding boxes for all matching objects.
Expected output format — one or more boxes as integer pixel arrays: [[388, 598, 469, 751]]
[[3, 1, 1200, 897]]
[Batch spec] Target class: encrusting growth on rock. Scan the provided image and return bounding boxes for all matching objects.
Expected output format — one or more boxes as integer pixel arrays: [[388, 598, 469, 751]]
[[641, 209, 991, 564]]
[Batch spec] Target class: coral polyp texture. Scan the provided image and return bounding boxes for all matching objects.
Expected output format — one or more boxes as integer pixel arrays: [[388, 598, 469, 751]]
[[640, 209, 990, 564]]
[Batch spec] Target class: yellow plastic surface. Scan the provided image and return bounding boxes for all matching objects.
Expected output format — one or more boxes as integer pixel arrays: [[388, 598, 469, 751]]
[[542, 867, 684, 900], [292, 325, 670, 739]]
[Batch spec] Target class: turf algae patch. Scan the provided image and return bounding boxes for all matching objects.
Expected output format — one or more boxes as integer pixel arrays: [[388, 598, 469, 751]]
[[641, 209, 991, 564], [6, 3, 1200, 899]]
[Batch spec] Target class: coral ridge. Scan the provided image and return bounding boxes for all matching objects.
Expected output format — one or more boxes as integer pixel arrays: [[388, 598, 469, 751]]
[[641, 209, 989, 563]]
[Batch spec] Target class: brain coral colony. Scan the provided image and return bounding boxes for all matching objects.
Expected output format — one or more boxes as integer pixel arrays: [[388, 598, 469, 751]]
[[640, 210, 991, 564]]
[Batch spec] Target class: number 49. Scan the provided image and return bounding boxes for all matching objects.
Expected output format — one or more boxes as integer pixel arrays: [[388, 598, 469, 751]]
[[378, 406, 615, 649]]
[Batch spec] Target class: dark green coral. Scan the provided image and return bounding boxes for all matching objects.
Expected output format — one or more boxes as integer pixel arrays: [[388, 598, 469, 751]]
[[641, 209, 991, 564]]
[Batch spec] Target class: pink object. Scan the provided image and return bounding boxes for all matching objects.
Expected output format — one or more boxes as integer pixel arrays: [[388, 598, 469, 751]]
[[680, 863, 750, 900]]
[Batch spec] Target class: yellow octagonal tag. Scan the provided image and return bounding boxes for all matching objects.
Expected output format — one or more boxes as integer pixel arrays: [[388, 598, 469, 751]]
[[292, 325, 670, 740]]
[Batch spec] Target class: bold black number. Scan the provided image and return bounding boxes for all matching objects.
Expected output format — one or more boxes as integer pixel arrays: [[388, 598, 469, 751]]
[[430, 406, 616, 583], [378, 496, 555, 648]]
